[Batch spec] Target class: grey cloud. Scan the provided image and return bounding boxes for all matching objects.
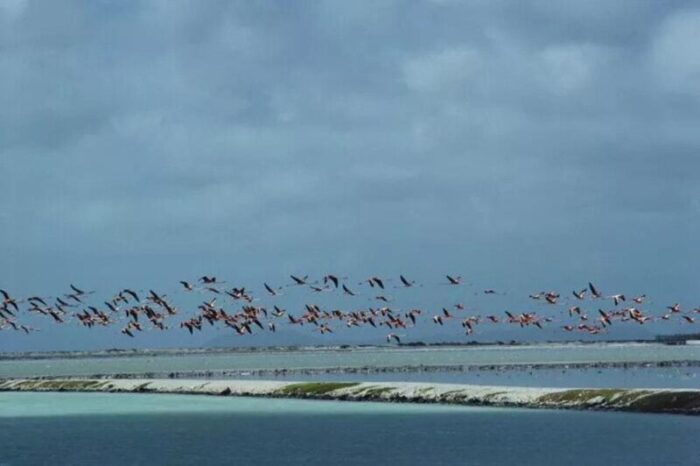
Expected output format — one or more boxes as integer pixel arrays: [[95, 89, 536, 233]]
[[650, 9, 700, 96], [2, 0, 700, 349]]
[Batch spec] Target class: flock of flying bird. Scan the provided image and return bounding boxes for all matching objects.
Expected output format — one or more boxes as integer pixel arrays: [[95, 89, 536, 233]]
[[1, 274, 698, 344]]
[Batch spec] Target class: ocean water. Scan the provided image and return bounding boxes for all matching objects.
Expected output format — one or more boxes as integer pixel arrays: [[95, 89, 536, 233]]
[[1, 343, 698, 378], [0, 393, 698, 466]]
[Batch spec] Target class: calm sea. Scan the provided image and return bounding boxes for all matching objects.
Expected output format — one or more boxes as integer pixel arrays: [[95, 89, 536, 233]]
[[0, 392, 698, 466]]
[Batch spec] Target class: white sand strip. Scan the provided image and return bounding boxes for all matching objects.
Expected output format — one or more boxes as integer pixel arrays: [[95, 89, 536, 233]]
[[1, 378, 698, 415]]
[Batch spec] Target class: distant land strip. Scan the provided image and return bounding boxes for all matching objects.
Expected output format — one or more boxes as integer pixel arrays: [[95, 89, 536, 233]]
[[1, 378, 699, 416], [10, 359, 700, 381], [0, 339, 697, 361]]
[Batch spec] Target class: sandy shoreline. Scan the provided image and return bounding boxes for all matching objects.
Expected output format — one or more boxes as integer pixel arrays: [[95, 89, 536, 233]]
[[1, 378, 699, 415]]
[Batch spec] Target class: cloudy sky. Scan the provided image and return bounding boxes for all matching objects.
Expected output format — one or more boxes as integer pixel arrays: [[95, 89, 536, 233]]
[[2, 0, 700, 350]]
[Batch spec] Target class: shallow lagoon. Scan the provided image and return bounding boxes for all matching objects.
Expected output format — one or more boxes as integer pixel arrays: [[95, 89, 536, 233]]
[[235, 364, 700, 388], [2, 343, 699, 390], [1, 343, 698, 378]]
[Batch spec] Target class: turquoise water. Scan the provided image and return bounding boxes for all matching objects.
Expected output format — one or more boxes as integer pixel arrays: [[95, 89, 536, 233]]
[[0, 393, 698, 465], [1, 343, 698, 378]]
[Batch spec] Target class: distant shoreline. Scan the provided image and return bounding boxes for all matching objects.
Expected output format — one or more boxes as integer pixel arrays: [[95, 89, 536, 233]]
[[0, 338, 689, 362], [12, 359, 699, 382]]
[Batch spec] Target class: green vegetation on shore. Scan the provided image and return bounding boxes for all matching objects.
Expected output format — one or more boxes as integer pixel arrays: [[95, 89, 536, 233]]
[[537, 388, 700, 413], [276, 382, 359, 396]]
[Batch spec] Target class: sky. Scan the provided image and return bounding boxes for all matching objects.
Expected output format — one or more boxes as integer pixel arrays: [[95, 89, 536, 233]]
[[1, 0, 700, 351]]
